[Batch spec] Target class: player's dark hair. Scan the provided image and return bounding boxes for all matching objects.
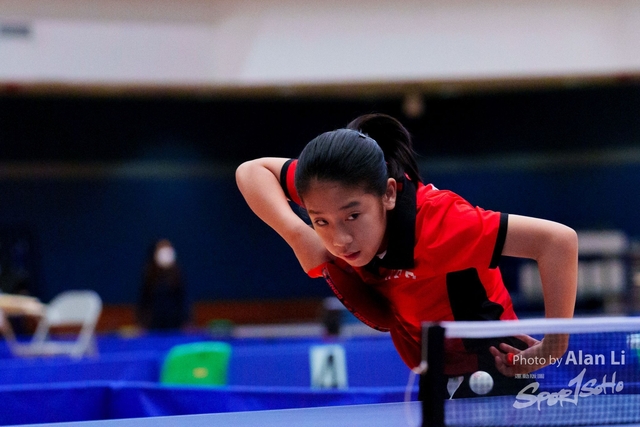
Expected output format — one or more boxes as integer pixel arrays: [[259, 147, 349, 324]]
[[296, 128, 387, 197], [346, 113, 421, 185], [295, 114, 421, 199]]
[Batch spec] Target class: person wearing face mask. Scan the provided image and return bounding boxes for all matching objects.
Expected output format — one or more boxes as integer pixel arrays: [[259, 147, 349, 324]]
[[136, 239, 189, 331]]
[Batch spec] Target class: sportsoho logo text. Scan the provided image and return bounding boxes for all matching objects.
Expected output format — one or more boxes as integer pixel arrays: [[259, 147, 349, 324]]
[[512, 350, 627, 410]]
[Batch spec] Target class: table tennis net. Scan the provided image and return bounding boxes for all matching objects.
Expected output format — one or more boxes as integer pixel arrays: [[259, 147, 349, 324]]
[[420, 317, 640, 427]]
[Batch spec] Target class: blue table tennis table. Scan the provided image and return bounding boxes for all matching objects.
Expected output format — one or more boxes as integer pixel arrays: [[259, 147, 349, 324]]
[[8, 402, 419, 427], [9, 396, 640, 427]]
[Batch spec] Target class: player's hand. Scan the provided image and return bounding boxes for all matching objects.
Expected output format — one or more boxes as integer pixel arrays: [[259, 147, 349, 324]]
[[490, 333, 569, 376]]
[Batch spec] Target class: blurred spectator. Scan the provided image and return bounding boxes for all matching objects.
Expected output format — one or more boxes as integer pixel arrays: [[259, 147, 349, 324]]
[[0, 236, 33, 296], [321, 297, 344, 337], [137, 239, 189, 331]]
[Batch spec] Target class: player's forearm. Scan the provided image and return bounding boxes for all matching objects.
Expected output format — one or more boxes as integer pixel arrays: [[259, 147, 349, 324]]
[[525, 224, 575, 358], [503, 215, 578, 319], [536, 224, 578, 320], [236, 160, 302, 238], [236, 159, 330, 271], [501, 216, 578, 365]]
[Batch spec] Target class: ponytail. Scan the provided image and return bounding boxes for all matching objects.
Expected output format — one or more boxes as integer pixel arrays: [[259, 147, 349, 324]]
[[347, 114, 422, 185], [295, 114, 421, 200]]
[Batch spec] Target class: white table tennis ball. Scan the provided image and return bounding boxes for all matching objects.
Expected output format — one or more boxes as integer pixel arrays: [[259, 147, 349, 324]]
[[469, 371, 494, 395]]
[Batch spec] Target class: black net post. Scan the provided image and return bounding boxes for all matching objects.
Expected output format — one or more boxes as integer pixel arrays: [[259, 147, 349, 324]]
[[421, 323, 446, 427]]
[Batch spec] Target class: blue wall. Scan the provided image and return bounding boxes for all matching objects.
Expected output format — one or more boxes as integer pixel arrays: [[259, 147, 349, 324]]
[[2, 86, 640, 304], [0, 172, 321, 303], [1, 158, 639, 304]]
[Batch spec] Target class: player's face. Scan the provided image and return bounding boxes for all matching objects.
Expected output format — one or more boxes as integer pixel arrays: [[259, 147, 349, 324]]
[[302, 179, 396, 267]]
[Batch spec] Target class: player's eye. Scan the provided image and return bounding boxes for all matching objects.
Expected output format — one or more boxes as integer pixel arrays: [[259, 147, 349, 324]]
[[313, 218, 328, 227], [347, 213, 360, 221]]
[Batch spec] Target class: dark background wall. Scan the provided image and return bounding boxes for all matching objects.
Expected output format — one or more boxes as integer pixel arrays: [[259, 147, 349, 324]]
[[1, 83, 639, 304]]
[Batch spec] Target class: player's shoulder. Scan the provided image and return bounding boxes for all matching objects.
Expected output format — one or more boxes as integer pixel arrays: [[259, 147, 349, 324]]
[[416, 183, 469, 210]]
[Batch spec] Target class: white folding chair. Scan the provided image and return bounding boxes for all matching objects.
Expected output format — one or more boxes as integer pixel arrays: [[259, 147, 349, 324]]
[[11, 290, 103, 359]]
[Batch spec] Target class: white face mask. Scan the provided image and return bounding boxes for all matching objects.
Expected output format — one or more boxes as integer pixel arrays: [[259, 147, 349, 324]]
[[155, 247, 176, 268]]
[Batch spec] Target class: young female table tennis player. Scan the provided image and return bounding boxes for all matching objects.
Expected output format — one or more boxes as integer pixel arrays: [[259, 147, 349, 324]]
[[236, 113, 577, 396]]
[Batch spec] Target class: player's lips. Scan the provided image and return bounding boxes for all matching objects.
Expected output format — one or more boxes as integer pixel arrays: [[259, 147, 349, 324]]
[[341, 251, 360, 261]]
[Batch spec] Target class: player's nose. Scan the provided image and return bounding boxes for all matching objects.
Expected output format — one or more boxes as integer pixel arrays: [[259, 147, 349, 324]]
[[332, 226, 353, 248]]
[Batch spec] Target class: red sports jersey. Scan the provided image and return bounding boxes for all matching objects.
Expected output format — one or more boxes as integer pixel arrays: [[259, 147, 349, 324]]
[[280, 159, 517, 374]]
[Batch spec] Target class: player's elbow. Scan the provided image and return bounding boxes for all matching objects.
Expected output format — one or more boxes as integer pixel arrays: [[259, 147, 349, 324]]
[[235, 160, 252, 186], [555, 225, 578, 260], [235, 159, 261, 192], [535, 222, 578, 262]]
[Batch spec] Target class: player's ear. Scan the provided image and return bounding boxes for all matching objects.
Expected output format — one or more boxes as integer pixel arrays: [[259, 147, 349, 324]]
[[382, 178, 397, 210]]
